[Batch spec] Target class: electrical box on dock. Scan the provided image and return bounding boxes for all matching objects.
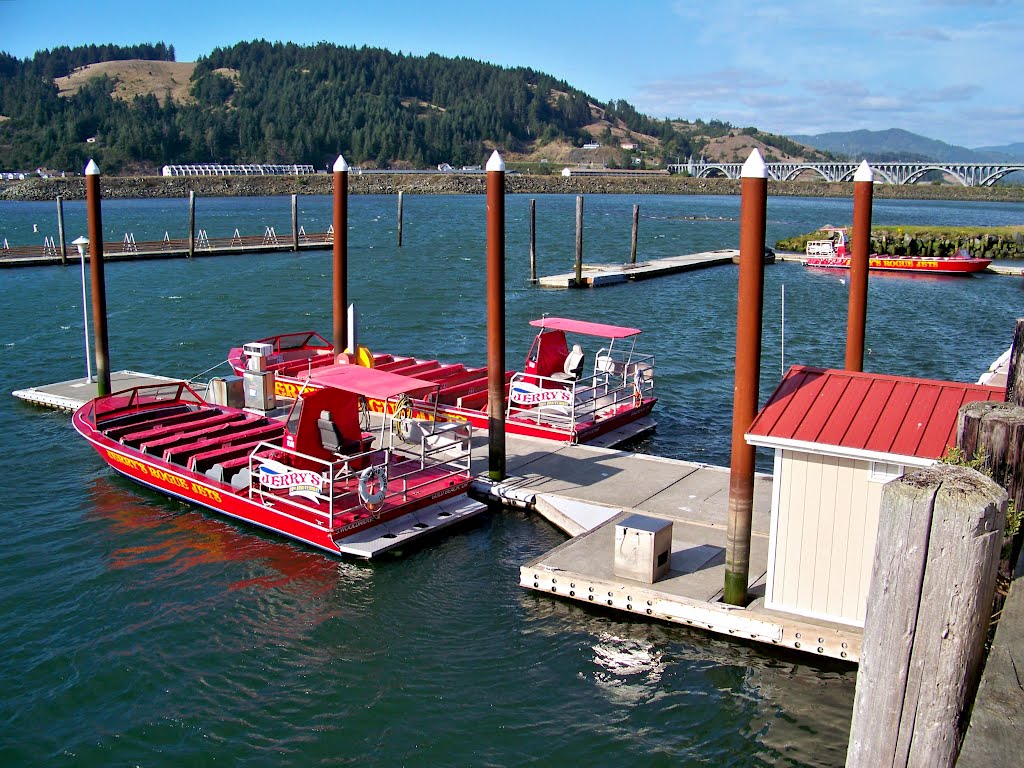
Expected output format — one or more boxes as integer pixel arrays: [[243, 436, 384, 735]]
[[243, 370, 276, 411], [613, 514, 672, 583], [207, 375, 245, 408], [243, 342, 274, 372]]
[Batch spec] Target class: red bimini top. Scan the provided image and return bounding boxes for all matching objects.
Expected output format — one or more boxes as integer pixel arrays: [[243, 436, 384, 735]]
[[529, 317, 641, 339]]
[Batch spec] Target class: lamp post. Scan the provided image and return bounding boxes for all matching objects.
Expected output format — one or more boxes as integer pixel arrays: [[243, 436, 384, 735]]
[[72, 235, 93, 383]]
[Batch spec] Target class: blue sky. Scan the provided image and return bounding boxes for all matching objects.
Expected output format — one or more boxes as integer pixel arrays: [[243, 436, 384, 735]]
[[2, 0, 1020, 148]]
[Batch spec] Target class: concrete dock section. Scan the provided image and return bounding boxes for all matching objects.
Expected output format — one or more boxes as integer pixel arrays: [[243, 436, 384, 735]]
[[538, 249, 738, 288], [471, 437, 862, 662], [12, 370, 183, 411]]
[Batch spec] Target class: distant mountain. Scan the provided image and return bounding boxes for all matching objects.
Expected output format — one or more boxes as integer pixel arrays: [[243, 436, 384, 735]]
[[790, 128, 1006, 163], [973, 142, 1024, 162]]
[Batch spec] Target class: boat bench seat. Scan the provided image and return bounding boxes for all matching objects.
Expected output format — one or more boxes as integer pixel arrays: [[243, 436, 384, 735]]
[[437, 371, 514, 407], [389, 360, 441, 377], [276, 354, 336, 376], [188, 435, 283, 474], [374, 357, 417, 372], [132, 413, 250, 452], [101, 405, 203, 439], [198, 440, 284, 482], [120, 410, 235, 447], [164, 422, 287, 466]]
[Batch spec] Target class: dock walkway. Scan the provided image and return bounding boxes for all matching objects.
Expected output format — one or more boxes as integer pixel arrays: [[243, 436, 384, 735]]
[[538, 249, 738, 288]]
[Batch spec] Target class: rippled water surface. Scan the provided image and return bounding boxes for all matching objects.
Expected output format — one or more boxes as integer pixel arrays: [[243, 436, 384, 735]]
[[2, 193, 1022, 766]]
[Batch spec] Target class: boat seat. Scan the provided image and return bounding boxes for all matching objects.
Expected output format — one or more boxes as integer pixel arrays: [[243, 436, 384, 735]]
[[318, 410, 345, 453], [551, 345, 585, 382]]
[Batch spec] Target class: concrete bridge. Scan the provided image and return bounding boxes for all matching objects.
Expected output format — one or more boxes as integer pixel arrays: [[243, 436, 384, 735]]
[[668, 159, 1024, 187]]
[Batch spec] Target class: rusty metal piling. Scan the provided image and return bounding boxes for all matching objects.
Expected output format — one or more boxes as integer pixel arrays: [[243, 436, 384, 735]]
[[486, 151, 507, 480], [724, 149, 768, 606], [845, 161, 874, 371], [332, 155, 349, 355], [84, 160, 111, 396]]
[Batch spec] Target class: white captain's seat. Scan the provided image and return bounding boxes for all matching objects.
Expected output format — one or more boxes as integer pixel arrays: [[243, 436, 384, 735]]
[[551, 344, 585, 382]]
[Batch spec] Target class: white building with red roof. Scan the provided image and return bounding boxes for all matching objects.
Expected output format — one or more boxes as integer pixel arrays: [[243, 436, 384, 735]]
[[745, 365, 1004, 627]]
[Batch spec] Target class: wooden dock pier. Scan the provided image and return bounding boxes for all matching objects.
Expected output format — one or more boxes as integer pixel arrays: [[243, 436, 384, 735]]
[[0, 229, 338, 268], [538, 249, 739, 288]]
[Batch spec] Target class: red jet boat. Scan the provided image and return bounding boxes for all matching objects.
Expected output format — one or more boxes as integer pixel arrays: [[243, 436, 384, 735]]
[[805, 229, 991, 274], [226, 317, 657, 445], [73, 366, 481, 557]]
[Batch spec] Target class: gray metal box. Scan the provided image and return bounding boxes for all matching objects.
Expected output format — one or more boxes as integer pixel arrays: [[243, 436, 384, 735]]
[[613, 514, 672, 583], [207, 376, 245, 408], [243, 370, 276, 411]]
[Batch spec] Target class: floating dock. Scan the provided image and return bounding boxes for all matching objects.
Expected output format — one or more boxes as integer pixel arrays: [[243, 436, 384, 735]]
[[12, 370, 181, 411], [470, 437, 862, 662], [538, 249, 739, 288]]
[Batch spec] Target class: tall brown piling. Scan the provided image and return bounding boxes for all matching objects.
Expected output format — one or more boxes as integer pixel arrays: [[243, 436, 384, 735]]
[[56, 195, 67, 265], [84, 160, 111, 397], [529, 198, 537, 283], [397, 191, 404, 247], [291, 194, 299, 252], [630, 204, 639, 264], [486, 151, 507, 481], [332, 155, 349, 355], [188, 190, 195, 258], [724, 149, 768, 606], [845, 161, 874, 371], [574, 195, 584, 287]]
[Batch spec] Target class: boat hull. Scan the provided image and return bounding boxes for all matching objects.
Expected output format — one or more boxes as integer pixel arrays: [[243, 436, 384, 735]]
[[73, 388, 474, 557], [805, 255, 991, 274]]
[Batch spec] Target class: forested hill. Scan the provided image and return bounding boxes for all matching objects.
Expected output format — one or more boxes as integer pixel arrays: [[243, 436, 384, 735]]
[[0, 41, 822, 174]]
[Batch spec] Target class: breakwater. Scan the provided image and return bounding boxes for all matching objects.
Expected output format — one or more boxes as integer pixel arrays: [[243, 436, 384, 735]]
[[3, 173, 1024, 202], [778, 226, 1024, 260]]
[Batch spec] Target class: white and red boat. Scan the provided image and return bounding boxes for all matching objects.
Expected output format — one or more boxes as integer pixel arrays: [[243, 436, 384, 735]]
[[226, 317, 656, 444], [73, 366, 481, 557], [805, 229, 991, 274]]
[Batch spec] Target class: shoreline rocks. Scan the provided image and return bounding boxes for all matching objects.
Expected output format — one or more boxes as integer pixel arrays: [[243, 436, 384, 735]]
[[2, 173, 1024, 203]]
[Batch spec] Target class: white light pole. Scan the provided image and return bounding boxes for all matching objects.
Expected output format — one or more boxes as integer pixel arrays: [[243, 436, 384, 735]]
[[72, 235, 93, 383]]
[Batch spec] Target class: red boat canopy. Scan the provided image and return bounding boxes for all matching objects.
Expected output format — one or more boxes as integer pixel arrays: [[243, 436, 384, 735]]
[[308, 364, 437, 400], [529, 317, 641, 339]]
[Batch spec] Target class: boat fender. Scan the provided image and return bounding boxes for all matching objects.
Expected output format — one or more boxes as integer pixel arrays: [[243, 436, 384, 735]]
[[358, 464, 388, 509]]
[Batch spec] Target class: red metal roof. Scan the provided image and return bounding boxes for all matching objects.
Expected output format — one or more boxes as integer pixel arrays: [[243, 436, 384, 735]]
[[746, 366, 1004, 460], [529, 317, 641, 339]]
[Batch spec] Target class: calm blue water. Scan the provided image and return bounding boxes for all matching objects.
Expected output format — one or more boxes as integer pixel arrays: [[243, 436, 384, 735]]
[[2, 193, 1023, 766]]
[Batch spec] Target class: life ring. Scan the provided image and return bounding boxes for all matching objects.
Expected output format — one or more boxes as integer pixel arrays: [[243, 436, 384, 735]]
[[392, 393, 414, 441], [358, 464, 388, 510], [632, 367, 643, 408]]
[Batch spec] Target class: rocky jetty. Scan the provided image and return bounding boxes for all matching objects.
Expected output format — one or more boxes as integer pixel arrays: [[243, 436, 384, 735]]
[[2, 173, 1024, 203]]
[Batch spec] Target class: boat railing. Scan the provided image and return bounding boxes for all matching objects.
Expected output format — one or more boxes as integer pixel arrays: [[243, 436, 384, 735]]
[[244, 430, 473, 531], [506, 353, 654, 436], [806, 239, 837, 256]]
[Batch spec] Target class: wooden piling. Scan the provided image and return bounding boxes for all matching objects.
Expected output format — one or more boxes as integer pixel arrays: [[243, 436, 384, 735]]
[[486, 151, 506, 481], [845, 161, 874, 371], [725, 149, 768, 606], [957, 399, 1024, 522], [291, 194, 299, 252], [574, 195, 583, 288], [630, 204, 639, 265], [188, 190, 195, 258], [1006, 318, 1024, 407], [84, 160, 111, 396], [332, 156, 349, 355], [397, 190, 404, 247], [56, 195, 67, 265], [846, 465, 1006, 768], [529, 198, 537, 284]]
